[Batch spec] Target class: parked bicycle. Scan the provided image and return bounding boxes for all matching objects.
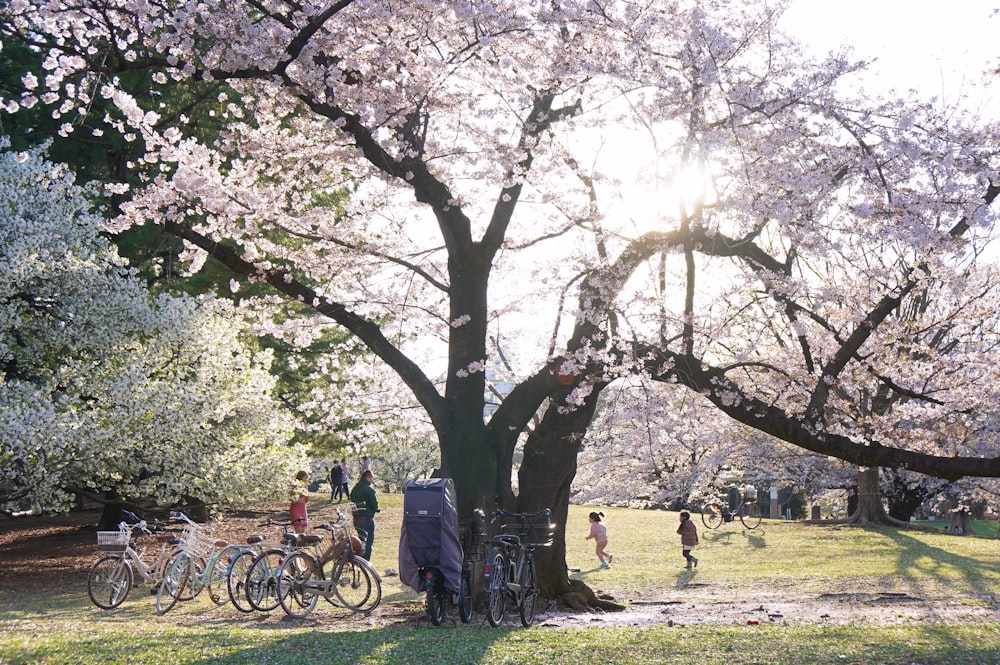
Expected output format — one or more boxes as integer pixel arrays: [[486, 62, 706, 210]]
[[225, 517, 304, 613], [456, 509, 486, 624], [701, 485, 762, 530], [238, 517, 311, 613], [275, 504, 382, 618], [483, 507, 553, 628], [87, 511, 180, 609], [155, 511, 243, 614]]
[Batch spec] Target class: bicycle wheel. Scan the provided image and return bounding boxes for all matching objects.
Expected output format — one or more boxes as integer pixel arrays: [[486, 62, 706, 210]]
[[484, 547, 507, 627], [701, 504, 724, 529], [740, 502, 762, 529], [245, 549, 284, 612], [155, 553, 191, 615], [176, 552, 207, 599], [457, 569, 474, 623], [425, 570, 446, 626], [227, 549, 256, 612], [206, 545, 242, 605], [87, 555, 133, 609], [165, 552, 201, 601], [331, 556, 381, 613], [277, 551, 320, 618], [149, 545, 183, 592], [518, 556, 538, 627]]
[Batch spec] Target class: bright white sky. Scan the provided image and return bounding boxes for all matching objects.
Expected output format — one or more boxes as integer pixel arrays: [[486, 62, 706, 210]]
[[781, 0, 998, 119]]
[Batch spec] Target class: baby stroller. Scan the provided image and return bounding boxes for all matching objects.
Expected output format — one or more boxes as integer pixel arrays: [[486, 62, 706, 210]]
[[398, 478, 464, 625]]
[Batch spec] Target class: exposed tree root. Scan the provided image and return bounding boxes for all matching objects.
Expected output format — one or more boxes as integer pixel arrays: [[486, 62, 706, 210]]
[[558, 578, 626, 612]]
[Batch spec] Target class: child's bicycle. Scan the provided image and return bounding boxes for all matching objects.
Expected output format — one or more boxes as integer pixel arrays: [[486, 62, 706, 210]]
[[701, 486, 762, 530]]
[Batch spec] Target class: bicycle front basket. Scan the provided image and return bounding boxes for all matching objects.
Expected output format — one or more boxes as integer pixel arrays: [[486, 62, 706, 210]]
[[179, 524, 216, 556], [319, 526, 351, 564], [96, 530, 129, 553]]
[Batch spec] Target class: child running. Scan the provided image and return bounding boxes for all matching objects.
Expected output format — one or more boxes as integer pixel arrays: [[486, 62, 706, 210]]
[[677, 511, 699, 569], [585, 511, 613, 568]]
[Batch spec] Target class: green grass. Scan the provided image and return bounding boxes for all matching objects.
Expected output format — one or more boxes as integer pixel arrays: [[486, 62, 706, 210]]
[[911, 518, 997, 537], [2, 498, 999, 665]]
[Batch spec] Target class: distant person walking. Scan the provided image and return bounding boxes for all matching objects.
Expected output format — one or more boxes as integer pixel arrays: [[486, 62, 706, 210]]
[[361, 455, 371, 472], [350, 469, 379, 560], [289, 470, 310, 534], [330, 462, 343, 502], [585, 511, 613, 568], [339, 459, 350, 502], [677, 511, 699, 569]]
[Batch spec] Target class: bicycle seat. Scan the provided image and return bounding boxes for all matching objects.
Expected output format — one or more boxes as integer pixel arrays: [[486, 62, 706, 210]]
[[287, 534, 323, 546], [496, 535, 520, 546], [246, 535, 264, 544]]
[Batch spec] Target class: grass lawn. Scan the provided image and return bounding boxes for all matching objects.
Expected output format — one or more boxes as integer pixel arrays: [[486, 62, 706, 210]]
[[911, 518, 997, 538], [1, 495, 999, 665]]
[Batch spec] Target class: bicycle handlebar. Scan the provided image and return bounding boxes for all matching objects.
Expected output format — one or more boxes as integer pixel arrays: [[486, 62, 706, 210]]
[[256, 517, 307, 531], [115, 510, 171, 536], [489, 507, 551, 523], [169, 510, 199, 527]]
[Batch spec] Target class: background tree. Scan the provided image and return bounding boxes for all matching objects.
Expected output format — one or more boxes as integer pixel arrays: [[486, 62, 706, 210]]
[[4, 0, 1000, 599], [0, 143, 307, 522]]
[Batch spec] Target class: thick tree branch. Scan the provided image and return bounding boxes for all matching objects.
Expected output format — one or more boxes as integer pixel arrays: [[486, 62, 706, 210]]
[[162, 220, 447, 427], [637, 346, 1000, 481]]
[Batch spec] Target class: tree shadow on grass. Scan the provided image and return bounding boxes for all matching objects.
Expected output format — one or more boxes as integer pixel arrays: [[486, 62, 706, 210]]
[[882, 527, 1000, 604], [198, 619, 505, 665], [701, 527, 768, 550]]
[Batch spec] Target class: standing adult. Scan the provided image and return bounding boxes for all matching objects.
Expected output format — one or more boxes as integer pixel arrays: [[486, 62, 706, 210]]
[[361, 455, 371, 472], [330, 462, 343, 502], [339, 458, 350, 502], [289, 470, 310, 534], [349, 469, 379, 560]]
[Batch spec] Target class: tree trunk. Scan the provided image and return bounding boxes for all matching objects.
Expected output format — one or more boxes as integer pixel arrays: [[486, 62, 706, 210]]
[[845, 467, 906, 526], [97, 493, 125, 531], [883, 468, 932, 522], [517, 386, 601, 598], [438, 425, 501, 518], [949, 510, 972, 535]]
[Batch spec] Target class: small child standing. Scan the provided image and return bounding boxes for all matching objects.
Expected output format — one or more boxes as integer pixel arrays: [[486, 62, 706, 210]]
[[585, 511, 613, 568], [677, 511, 699, 568]]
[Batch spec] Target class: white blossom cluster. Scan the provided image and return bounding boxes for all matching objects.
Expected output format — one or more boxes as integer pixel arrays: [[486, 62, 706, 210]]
[[0, 144, 307, 514]]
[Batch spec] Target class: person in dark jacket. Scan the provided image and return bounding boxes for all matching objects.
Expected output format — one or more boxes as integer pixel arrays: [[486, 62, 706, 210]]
[[349, 469, 379, 560], [677, 511, 699, 569], [330, 463, 343, 502]]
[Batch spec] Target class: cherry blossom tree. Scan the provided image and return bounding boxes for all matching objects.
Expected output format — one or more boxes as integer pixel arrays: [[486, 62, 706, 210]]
[[572, 376, 826, 509], [0, 143, 307, 520], [4, 0, 999, 596], [574, 378, 1000, 525]]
